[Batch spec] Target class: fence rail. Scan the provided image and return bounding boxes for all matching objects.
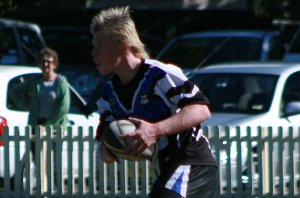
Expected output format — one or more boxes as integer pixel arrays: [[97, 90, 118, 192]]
[[0, 126, 300, 197]]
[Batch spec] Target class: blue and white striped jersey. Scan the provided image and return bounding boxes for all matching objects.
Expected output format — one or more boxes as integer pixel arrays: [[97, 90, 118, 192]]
[[96, 59, 217, 171]]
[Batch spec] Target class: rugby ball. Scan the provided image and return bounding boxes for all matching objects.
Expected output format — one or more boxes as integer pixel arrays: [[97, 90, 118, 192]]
[[102, 119, 157, 161]]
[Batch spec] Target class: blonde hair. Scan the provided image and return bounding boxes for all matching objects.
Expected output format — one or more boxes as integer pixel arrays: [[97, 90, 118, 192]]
[[90, 6, 149, 59]]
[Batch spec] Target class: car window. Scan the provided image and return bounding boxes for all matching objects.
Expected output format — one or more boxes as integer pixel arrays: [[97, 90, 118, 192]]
[[288, 27, 300, 53], [17, 27, 44, 65], [267, 36, 286, 60], [281, 72, 300, 115], [190, 73, 277, 114], [158, 37, 262, 69], [0, 27, 19, 64], [7, 73, 37, 111], [7, 73, 88, 114]]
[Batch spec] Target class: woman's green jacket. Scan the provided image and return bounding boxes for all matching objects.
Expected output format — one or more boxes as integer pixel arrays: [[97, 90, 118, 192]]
[[9, 74, 70, 128]]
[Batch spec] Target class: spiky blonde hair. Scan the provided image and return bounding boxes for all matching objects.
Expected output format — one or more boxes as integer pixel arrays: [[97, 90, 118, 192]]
[[90, 6, 149, 59]]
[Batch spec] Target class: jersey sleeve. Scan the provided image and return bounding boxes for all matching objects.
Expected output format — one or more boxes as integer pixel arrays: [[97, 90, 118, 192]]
[[154, 66, 210, 109], [95, 83, 116, 141]]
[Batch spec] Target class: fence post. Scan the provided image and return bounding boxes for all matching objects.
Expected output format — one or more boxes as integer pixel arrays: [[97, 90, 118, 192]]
[[88, 127, 95, 197], [46, 126, 53, 196], [262, 127, 269, 194], [3, 127, 10, 197], [56, 126, 63, 196], [246, 127, 253, 196], [256, 127, 263, 196], [278, 127, 284, 196], [288, 127, 294, 196], [13, 127, 21, 196], [77, 127, 84, 196], [66, 127, 74, 196], [119, 160, 127, 197], [225, 126, 232, 195], [41, 126, 47, 194], [34, 127, 41, 196], [24, 126, 32, 195], [236, 126, 242, 196]]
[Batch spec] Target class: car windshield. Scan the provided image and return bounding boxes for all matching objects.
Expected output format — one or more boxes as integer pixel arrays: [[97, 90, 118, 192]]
[[288, 27, 300, 53], [189, 73, 278, 114], [159, 37, 262, 69], [0, 26, 44, 65]]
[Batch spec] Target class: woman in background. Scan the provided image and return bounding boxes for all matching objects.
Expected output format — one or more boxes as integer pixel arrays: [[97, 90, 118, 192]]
[[10, 47, 70, 130]]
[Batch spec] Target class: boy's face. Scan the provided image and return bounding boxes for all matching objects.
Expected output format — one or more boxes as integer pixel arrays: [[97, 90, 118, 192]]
[[91, 31, 123, 76]]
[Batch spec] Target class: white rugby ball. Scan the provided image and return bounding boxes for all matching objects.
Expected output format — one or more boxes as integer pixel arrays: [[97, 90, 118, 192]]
[[102, 119, 157, 161]]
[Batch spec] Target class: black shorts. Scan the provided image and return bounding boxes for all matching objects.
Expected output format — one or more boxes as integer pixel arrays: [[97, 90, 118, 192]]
[[149, 165, 219, 198]]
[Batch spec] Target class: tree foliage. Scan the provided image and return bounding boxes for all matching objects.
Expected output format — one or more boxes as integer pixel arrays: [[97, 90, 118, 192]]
[[0, 0, 18, 17], [0, 0, 52, 18], [251, 0, 282, 17], [251, 0, 300, 19]]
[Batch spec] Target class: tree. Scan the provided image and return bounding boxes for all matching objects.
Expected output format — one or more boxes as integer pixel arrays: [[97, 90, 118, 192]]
[[0, 0, 52, 18], [251, 0, 300, 19], [281, 0, 298, 19], [251, 0, 282, 18], [0, 0, 18, 17]]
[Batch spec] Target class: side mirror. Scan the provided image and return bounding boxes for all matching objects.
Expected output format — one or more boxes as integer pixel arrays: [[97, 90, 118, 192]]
[[283, 101, 300, 117]]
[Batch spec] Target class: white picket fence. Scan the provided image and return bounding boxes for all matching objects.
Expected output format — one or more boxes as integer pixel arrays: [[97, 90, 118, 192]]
[[203, 125, 300, 197], [0, 126, 300, 197], [0, 126, 156, 197]]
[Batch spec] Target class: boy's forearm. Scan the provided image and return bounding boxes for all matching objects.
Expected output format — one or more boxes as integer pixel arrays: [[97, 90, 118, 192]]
[[152, 104, 211, 137]]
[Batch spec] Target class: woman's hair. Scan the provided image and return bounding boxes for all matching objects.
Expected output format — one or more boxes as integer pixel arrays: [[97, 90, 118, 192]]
[[37, 47, 59, 66], [90, 6, 150, 59]]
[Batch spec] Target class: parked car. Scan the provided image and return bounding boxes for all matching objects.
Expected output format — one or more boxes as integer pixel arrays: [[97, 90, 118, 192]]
[[157, 30, 286, 70], [0, 65, 99, 187], [0, 18, 45, 66], [188, 62, 300, 187]]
